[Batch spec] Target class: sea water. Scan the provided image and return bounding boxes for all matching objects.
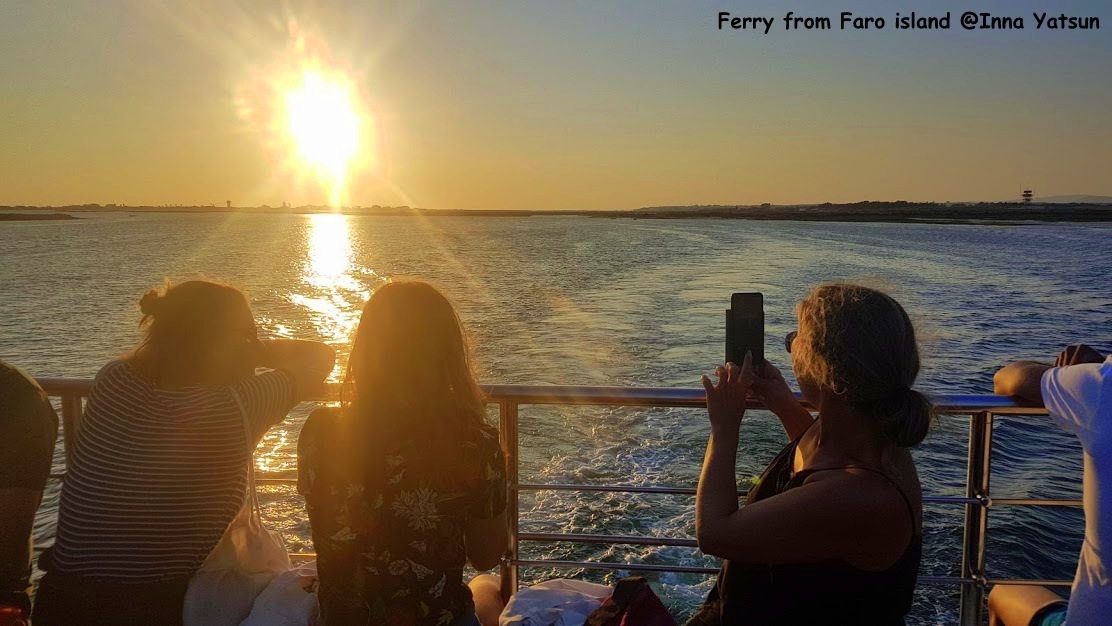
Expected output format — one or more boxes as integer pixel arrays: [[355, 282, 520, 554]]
[[2, 213, 1109, 622]]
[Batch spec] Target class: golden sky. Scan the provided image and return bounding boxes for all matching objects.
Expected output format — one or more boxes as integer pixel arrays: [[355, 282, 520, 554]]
[[1, 1, 1109, 209]]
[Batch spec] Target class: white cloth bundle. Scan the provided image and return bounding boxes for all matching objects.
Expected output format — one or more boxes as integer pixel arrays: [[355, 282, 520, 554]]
[[500, 578, 613, 626]]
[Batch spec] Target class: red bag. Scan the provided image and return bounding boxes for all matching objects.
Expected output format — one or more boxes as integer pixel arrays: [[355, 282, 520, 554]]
[[0, 605, 29, 626], [585, 577, 676, 626]]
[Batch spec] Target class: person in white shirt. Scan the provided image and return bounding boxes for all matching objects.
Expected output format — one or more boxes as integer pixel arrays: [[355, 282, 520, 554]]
[[990, 344, 1111, 626]]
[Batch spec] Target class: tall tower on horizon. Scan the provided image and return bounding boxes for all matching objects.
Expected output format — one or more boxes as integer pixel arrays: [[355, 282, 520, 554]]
[[1022, 189, 1033, 204]]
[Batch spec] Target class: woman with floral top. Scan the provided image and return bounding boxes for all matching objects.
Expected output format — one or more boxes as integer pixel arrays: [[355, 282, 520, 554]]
[[298, 280, 508, 626]]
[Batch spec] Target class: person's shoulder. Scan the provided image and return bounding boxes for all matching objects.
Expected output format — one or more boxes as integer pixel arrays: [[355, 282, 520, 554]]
[[0, 361, 55, 424], [806, 467, 911, 510], [0, 360, 45, 396], [93, 359, 141, 387]]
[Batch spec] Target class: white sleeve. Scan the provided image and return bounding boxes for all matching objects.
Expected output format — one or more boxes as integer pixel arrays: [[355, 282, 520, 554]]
[[1040, 363, 1108, 444]]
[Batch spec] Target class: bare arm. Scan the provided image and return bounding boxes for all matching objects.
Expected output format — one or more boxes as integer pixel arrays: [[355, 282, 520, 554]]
[[465, 433, 510, 572], [465, 510, 509, 572], [258, 339, 336, 398], [695, 421, 743, 550], [749, 359, 814, 440], [769, 396, 814, 441], [695, 357, 750, 554], [993, 361, 1051, 404], [696, 471, 906, 564]]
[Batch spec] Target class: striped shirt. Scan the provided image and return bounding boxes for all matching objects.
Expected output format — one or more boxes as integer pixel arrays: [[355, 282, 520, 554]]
[[50, 360, 296, 582]]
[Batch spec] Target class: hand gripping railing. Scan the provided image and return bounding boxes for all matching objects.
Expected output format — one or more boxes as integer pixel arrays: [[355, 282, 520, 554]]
[[36, 378, 1075, 626]]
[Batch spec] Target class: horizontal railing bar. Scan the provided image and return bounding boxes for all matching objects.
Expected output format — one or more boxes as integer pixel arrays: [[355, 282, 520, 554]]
[[518, 482, 979, 505], [918, 576, 978, 586], [47, 473, 303, 485], [990, 498, 1083, 507], [518, 483, 701, 496], [513, 559, 718, 575], [268, 553, 1084, 590], [34, 541, 1063, 590], [512, 560, 1001, 587], [519, 532, 699, 548], [926, 496, 981, 505], [213, 550, 1090, 591], [985, 579, 1073, 587], [35, 378, 1048, 415], [37, 378, 97, 395]]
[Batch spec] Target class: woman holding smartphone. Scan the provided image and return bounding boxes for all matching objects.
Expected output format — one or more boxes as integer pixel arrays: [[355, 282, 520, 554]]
[[688, 283, 929, 625]]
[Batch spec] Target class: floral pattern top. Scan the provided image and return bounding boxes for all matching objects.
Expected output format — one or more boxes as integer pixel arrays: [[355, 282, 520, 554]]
[[297, 408, 507, 626]]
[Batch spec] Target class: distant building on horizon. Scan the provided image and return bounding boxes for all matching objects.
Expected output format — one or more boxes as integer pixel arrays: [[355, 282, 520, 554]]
[[1022, 189, 1034, 204], [226, 200, 231, 208]]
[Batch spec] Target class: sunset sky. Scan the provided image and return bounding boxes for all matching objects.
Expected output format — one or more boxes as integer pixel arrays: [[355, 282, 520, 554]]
[[2, 1, 1109, 209]]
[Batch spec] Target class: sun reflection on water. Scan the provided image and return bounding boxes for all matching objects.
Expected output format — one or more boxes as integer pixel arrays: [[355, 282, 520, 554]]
[[306, 212, 354, 286], [259, 213, 379, 473], [290, 213, 371, 354]]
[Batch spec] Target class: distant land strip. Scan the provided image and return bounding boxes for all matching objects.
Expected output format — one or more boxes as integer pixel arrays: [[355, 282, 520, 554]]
[[0, 212, 77, 221], [3, 201, 1112, 224]]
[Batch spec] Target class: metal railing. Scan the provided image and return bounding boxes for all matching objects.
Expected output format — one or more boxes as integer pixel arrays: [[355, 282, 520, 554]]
[[36, 378, 1078, 626]]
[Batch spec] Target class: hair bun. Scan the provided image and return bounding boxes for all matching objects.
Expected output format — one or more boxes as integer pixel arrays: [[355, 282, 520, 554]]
[[139, 289, 162, 316], [884, 388, 933, 448]]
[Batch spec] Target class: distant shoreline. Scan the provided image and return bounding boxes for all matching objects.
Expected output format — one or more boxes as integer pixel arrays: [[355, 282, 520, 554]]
[[0, 212, 77, 222], [3, 202, 1111, 224]]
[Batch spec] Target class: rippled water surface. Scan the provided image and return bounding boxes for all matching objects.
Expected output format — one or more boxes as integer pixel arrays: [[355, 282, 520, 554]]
[[1, 214, 1109, 622]]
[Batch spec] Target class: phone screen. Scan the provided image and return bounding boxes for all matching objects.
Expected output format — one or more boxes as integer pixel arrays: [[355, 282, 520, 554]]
[[727, 292, 764, 374]]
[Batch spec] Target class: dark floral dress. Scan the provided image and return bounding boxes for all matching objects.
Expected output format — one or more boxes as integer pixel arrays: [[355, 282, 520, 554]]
[[298, 408, 507, 626]]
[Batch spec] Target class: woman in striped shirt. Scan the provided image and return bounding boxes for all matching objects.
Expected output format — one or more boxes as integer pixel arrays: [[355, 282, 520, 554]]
[[33, 279, 335, 626]]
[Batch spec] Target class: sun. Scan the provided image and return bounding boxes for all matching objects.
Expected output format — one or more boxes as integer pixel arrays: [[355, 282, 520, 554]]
[[284, 70, 361, 203]]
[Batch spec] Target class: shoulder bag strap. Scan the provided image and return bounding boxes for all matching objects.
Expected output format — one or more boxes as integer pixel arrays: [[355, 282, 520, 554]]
[[228, 387, 264, 523]]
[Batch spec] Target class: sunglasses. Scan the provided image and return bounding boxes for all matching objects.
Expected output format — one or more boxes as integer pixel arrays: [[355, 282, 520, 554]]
[[785, 331, 798, 353]]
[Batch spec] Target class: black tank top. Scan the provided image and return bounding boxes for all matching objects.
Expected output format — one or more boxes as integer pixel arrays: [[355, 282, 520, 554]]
[[686, 433, 922, 625]]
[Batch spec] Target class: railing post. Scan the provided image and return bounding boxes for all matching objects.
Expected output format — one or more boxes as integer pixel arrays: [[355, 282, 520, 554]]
[[60, 393, 83, 468], [498, 399, 520, 600], [959, 411, 994, 625]]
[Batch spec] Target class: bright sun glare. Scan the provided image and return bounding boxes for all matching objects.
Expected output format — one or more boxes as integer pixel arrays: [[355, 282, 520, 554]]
[[284, 70, 361, 204]]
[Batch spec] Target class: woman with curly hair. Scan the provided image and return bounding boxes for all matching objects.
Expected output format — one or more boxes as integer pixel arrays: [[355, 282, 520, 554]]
[[689, 284, 930, 625]]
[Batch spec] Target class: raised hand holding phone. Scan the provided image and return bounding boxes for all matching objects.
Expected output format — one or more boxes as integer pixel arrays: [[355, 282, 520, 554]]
[[749, 359, 794, 412], [727, 292, 764, 375], [703, 352, 755, 432]]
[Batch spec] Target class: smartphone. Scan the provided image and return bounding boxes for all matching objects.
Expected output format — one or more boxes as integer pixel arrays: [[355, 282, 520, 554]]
[[726, 292, 764, 374]]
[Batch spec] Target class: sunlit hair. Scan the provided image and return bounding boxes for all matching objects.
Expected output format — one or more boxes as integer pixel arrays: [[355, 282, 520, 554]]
[[340, 280, 490, 482], [794, 283, 932, 448], [132, 279, 249, 385]]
